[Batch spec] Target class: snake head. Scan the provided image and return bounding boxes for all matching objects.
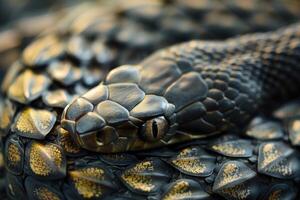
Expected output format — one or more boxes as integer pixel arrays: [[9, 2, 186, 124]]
[[61, 65, 176, 153]]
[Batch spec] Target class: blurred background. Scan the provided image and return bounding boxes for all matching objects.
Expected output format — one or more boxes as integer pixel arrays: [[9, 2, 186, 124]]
[[0, 0, 92, 26], [0, 0, 80, 72]]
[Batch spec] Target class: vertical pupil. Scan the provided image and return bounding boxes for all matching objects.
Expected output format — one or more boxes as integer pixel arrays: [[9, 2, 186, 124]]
[[152, 120, 158, 138]]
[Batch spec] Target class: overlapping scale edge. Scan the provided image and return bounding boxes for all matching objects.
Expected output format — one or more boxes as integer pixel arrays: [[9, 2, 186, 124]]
[[105, 65, 140, 85], [7, 69, 51, 104], [82, 65, 106, 87], [101, 192, 146, 200], [12, 108, 57, 140], [167, 145, 216, 177], [1, 61, 23, 94], [4, 135, 24, 175], [257, 142, 300, 179], [286, 117, 300, 146], [0, 99, 16, 137], [55, 126, 85, 157], [47, 61, 83, 86], [212, 161, 259, 200], [42, 89, 73, 108], [0, 147, 4, 195], [6, 173, 26, 199], [66, 162, 118, 199], [22, 35, 65, 67], [273, 100, 300, 119], [67, 36, 93, 63], [261, 183, 298, 200], [208, 138, 253, 158], [120, 158, 172, 195], [25, 177, 65, 200], [99, 153, 138, 166], [245, 118, 284, 140], [161, 179, 210, 200], [24, 141, 66, 180]]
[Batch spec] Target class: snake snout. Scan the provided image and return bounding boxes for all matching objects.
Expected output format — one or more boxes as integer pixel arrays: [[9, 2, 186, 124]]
[[60, 95, 118, 150]]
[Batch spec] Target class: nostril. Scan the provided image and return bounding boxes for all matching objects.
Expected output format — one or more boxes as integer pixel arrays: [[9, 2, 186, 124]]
[[95, 126, 119, 145], [96, 132, 104, 146]]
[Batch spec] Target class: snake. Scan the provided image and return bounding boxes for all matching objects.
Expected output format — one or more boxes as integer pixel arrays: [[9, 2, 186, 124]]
[[62, 24, 300, 153], [2, 1, 300, 200]]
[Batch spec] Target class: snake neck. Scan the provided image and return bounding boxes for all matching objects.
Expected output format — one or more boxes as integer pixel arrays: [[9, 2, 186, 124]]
[[141, 23, 300, 141]]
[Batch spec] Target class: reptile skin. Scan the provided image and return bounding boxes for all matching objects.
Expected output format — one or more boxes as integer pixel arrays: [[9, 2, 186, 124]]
[[62, 24, 300, 153], [1, 1, 300, 200]]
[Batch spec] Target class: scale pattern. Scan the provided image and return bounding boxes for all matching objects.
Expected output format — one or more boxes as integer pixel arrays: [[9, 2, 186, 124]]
[[3, 105, 300, 200], [61, 24, 300, 152], [1, 0, 300, 199]]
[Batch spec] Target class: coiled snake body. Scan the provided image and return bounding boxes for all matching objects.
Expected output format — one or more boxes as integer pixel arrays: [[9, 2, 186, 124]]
[[2, 1, 300, 200], [62, 24, 300, 153]]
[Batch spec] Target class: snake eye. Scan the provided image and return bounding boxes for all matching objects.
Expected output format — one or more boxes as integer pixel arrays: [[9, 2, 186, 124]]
[[140, 116, 169, 141]]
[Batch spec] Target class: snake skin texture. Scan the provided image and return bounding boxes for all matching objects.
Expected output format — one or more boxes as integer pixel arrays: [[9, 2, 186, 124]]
[[1, 0, 300, 200], [62, 24, 300, 153]]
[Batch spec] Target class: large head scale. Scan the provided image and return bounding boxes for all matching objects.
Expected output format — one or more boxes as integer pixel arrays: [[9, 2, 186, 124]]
[[61, 65, 177, 153]]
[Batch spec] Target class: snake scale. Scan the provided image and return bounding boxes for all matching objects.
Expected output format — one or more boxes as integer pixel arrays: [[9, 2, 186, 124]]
[[62, 24, 300, 153], [1, 1, 300, 200]]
